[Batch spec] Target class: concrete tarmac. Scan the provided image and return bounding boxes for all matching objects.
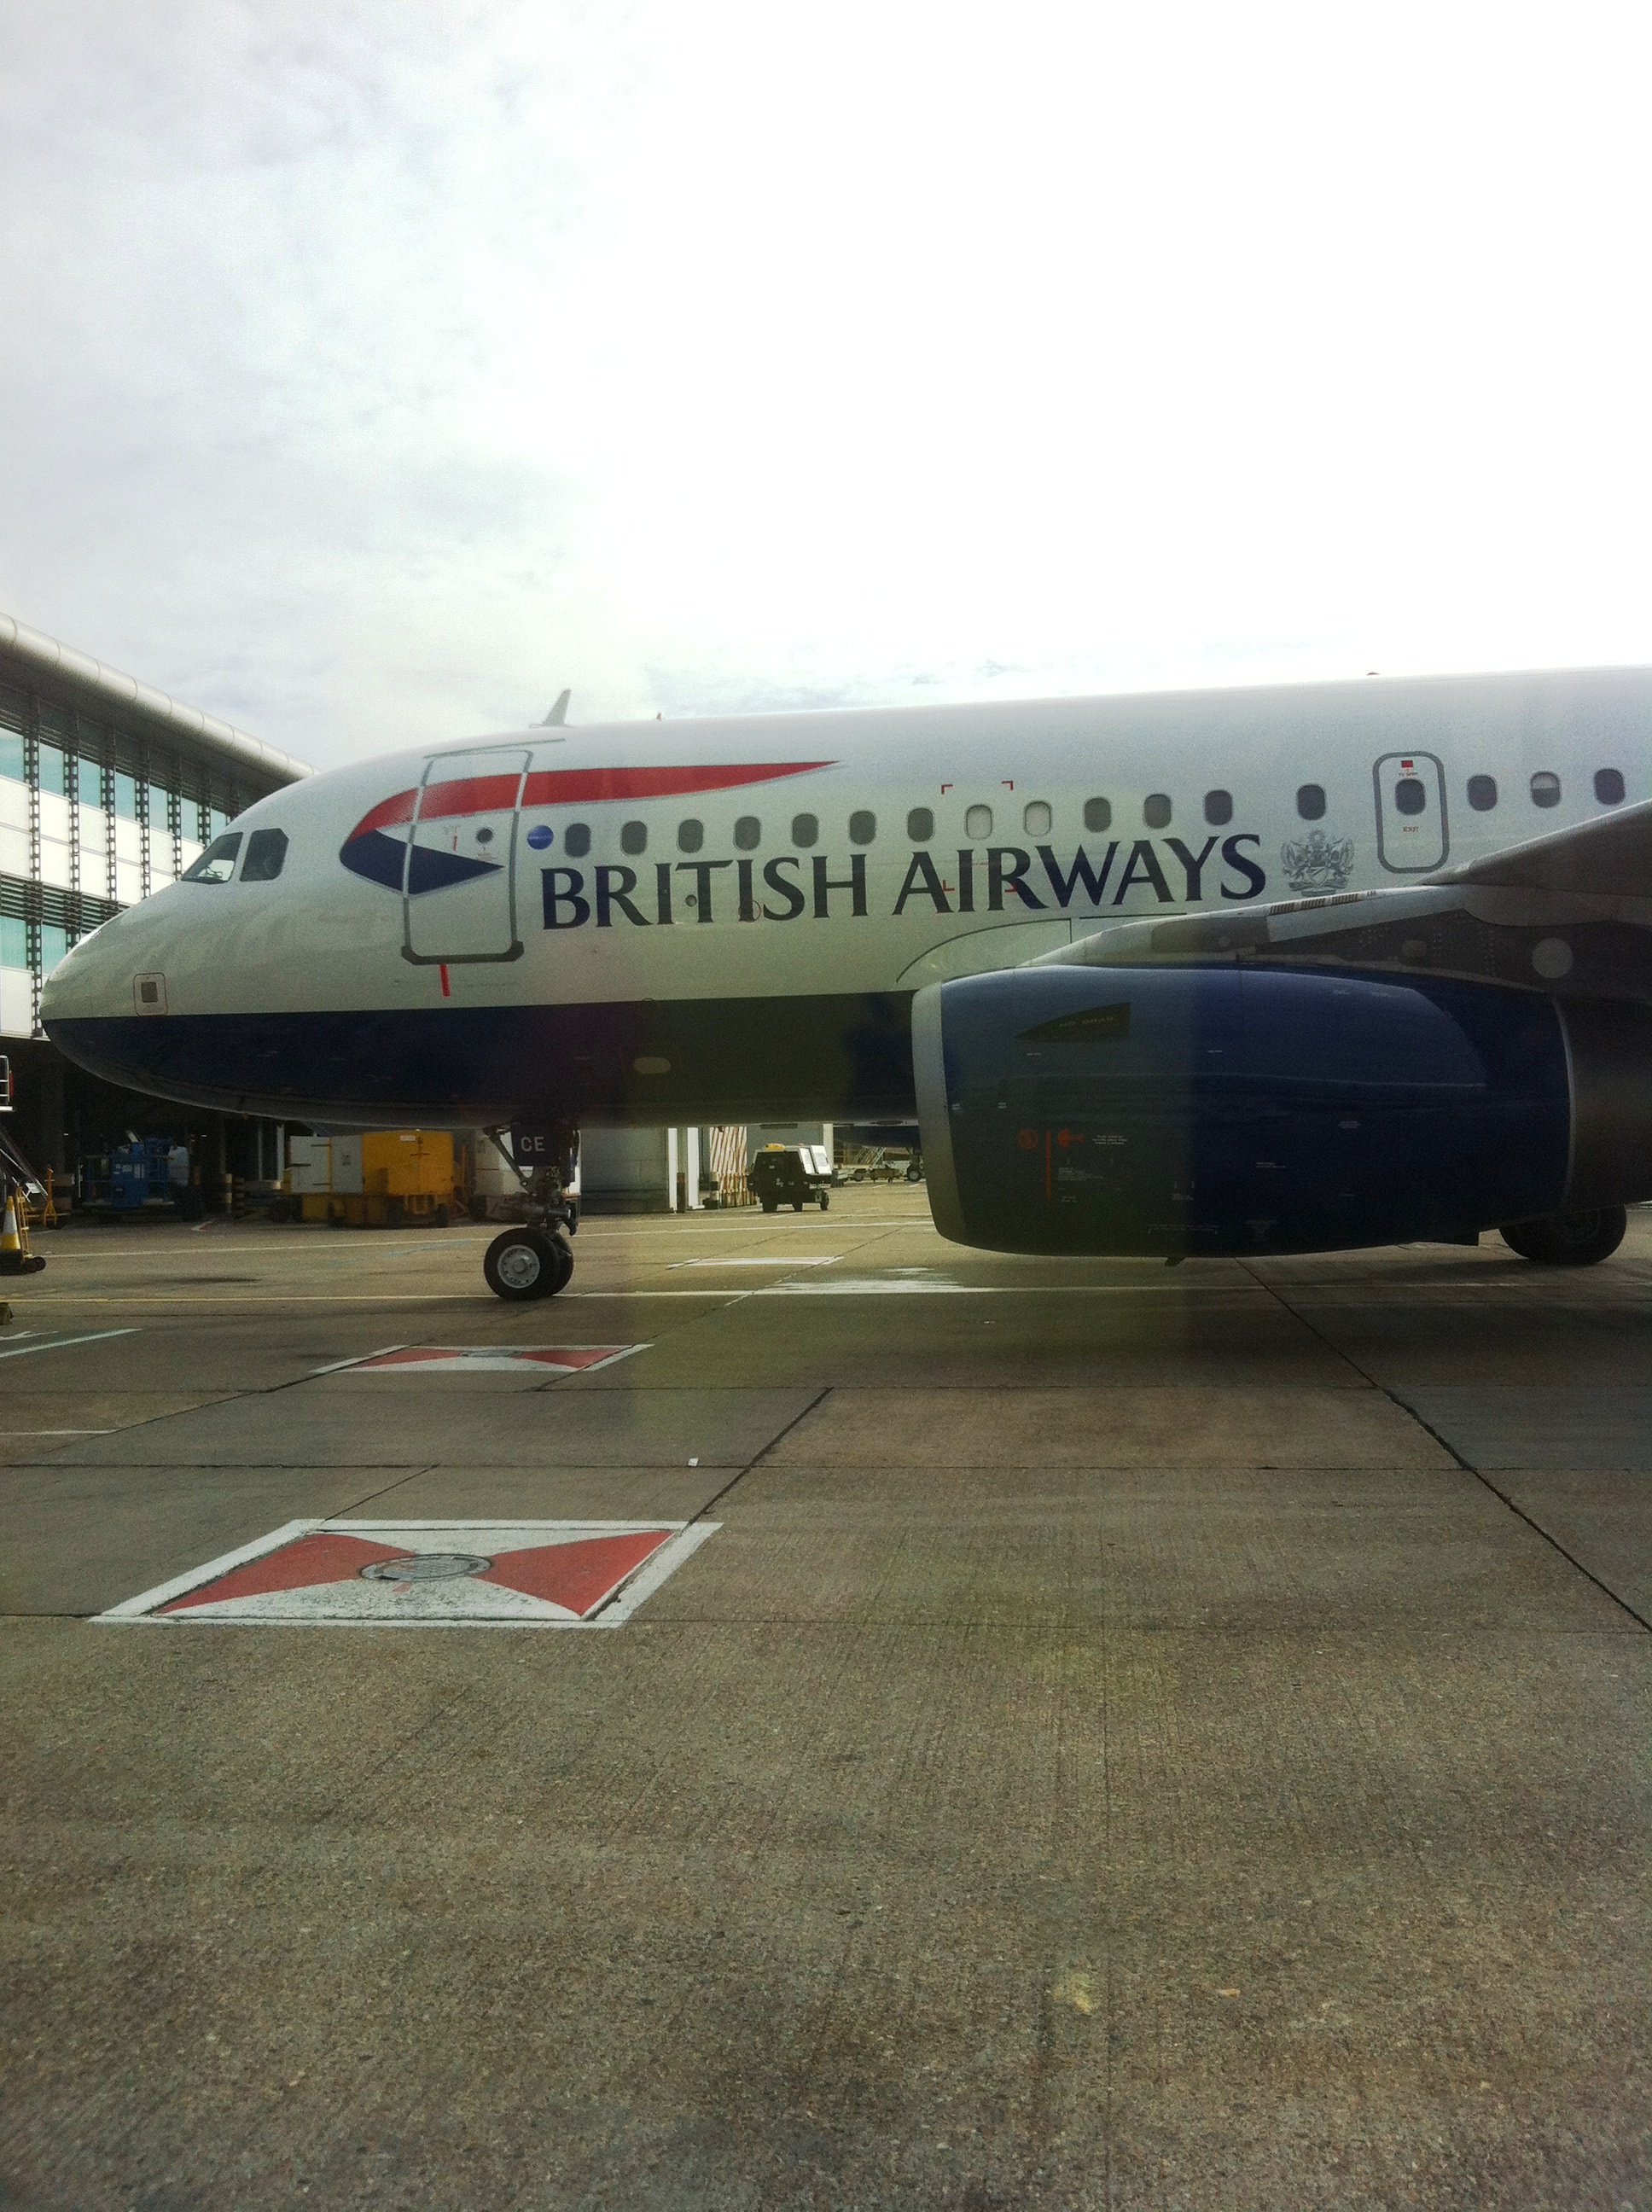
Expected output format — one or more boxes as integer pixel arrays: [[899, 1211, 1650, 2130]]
[[0, 1188, 1647, 2209]]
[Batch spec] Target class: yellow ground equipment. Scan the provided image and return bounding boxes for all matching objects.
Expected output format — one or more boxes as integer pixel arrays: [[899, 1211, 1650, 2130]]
[[280, 1132, 463, 1227]]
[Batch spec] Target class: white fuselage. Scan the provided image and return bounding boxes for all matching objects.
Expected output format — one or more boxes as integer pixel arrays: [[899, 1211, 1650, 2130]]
[[41, 662, 1652, 1127]]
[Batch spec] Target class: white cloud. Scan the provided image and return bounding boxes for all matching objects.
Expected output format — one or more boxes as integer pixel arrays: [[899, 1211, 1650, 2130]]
[[1, 0, 1649, 765]]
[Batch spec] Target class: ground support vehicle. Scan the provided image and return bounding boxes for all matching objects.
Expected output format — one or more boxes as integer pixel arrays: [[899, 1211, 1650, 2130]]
[[749, 1144, 833, 1213]]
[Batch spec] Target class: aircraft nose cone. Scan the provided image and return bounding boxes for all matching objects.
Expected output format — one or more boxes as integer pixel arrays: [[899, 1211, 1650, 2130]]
[[40, 907, 177, 1087]]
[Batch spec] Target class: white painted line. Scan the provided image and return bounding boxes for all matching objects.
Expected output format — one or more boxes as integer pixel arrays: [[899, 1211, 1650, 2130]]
[[668, 1257, 841, 1268], [308, 1343, 410, 1376], [97, 1520, 314, 1618], [0, 1326, 139, 1360], [590, 1522, 719, 1625]]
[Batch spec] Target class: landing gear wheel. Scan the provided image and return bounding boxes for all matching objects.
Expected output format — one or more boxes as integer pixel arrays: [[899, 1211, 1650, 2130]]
[[1499, 1206, 1627, 1266], [485, 1226, 571, 1300]]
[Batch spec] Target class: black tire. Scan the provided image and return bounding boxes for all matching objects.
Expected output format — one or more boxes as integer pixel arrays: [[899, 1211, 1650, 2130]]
[[469, 1193, 490, 1223], [817, 1190, 829, 1210], [1499, 1206, 1628, 1266], [484, 1227, 556, 1300], [432, 1204, 450, 1228], [762, 1199, 777, 1214]]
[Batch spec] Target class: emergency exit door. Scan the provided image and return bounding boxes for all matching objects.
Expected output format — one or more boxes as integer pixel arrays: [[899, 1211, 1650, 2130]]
[[1373, 751, 1448, 873], [402, 746, 531, 964]]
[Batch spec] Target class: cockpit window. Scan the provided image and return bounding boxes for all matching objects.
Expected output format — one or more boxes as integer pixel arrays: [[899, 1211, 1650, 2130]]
[[241, 828, 288, 882], [182, 833, 242, 883]]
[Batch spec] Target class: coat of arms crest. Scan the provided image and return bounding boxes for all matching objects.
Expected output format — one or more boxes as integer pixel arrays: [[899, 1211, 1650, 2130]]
[[1280, 830, 1354, 895]]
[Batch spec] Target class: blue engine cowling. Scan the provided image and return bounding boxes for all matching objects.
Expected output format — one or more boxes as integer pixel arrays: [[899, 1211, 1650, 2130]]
[[913, 965, 1652, 1257]]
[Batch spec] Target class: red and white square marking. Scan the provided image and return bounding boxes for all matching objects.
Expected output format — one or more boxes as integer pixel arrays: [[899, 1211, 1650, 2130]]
[[313, 1344, 646, 1377], [97, 1520, 714, 1628]]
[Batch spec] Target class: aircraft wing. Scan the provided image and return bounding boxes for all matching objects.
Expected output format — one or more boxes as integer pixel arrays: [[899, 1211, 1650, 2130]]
[[1433, 795, 1652, 897], [1032, 800, 1652, 1004]]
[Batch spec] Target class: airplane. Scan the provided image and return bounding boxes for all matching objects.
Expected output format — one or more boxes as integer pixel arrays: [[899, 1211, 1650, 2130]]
[[40, 662, 1652, 1299]]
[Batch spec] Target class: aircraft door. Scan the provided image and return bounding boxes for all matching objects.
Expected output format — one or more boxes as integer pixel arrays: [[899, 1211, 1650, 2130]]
[[1373, 751, 1448, 873], [402, 747, 531, 965]]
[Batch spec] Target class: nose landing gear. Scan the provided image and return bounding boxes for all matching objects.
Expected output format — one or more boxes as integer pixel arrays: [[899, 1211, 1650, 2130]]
[[484, 1224, 574, 1301], [481, 1123, 579, 1300]]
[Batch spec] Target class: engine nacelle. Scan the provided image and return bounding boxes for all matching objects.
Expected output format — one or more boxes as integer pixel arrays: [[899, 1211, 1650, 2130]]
[[913, 965, 1652, 1257]]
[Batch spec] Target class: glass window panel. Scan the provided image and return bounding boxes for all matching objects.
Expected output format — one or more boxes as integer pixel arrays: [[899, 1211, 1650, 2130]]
[[905, 807, 934, 842], [114, 773, 138, 821], [38, 745, 67, 797], [183, 833, 242, 883], [1467, 774, 1498, 811], [963, 805, 992, 840], [1203, 789, 1233, 826], [240, 828, 288, 881], [733, 815, 760, 850], [849, 810, 877, 844], [1393, 777, 1427, 817], [792, 812, 819, 847], [148, 782, 173, 834], [677, 818, 704, 853], [0, 734, 22, 783], [1595, 767, 1626, 805], [620, 819, 648, 855], [1143, 794, 1172, 829], [1083, 797, 1111, 832], [39, 925, 68, 975], [563, 822, 590, 858], [0, 917, 25, 968], [1296, 783, 1327, 821], [208, 807, 231, 840], [1530, 771, 1562, 808], [1021, 801, 1051, 837]]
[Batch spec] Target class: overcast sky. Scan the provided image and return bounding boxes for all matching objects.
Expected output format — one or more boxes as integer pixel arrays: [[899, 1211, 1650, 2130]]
[[3, 2, 1650, 768]]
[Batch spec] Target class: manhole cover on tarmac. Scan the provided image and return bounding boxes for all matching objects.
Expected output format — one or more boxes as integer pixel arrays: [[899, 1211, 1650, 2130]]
[[314, 1344, 647, 1376], [98, 1521, 717, 1627]]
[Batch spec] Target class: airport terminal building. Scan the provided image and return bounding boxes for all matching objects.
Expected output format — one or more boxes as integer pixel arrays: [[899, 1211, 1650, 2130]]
[[0, 609, 309, 1184]]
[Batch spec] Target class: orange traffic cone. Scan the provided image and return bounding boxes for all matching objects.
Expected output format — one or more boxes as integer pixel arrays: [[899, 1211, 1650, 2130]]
[[0, 1181, 44, 1275]]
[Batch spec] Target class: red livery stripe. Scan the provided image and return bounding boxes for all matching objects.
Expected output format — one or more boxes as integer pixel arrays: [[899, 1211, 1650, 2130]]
[[348, 760, 834, 843]]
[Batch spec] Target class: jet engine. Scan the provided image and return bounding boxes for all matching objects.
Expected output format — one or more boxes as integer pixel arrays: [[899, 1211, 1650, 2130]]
[[912, 965, 1652, 1257]]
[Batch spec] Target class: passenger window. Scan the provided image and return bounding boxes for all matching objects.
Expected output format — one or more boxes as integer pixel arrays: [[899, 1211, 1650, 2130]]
[[849, 810, 876, 845], [1296, 783, 1327, 821], [1595, 767, 1626, 805], [563, 822, 591, 859], [1022, 800, 1052, 837], [1393, 777, 1427, 817], [1083, 796, 1111, 833], [1530, 771, 1562, 809], [733, 815, 760, 851], [964, 804, 993, 840], [1203, 789, 1233, 826], [1467, 774, 1498, 811], [1143, 794, 1172, 830], [678, 818, 704, 853], [240, 828, 288, 882], [792, 812, 819, 848], [906, 807, 934, 841], [620, 819, 648, 854], [182, 832, 242, 884]]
